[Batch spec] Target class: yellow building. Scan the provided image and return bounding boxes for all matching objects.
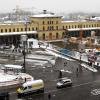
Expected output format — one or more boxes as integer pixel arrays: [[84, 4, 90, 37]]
[[0, 10, 99, 46]]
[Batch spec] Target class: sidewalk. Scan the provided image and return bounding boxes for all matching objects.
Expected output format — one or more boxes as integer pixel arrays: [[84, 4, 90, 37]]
[[0, 72, 33, 90]]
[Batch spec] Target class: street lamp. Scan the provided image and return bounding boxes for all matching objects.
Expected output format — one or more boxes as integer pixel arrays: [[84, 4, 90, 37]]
[[21, 35, 27, 73]]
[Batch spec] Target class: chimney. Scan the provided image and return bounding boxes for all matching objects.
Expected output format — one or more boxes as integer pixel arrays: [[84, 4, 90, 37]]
[[43, 10, 47, 14]]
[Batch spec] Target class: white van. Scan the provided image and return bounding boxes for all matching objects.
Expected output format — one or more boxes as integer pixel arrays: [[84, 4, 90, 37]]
[[17, 79, 44, 96]]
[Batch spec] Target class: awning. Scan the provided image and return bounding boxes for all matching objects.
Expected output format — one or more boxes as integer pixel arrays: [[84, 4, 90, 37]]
[[0, 31, 37, 36]]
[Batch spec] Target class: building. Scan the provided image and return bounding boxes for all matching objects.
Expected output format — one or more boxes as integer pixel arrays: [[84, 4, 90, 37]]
[[0, 10, 99, 46]]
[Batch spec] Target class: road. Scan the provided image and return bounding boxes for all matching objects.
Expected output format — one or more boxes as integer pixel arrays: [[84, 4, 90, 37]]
[[1, 56, 100, 100]]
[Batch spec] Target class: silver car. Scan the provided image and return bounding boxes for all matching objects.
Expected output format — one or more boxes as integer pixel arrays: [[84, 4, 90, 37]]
[[57, 77, 72, 88]]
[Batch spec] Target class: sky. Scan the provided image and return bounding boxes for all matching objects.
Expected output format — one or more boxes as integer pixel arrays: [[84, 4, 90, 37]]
[[0, 0, 100, 14]]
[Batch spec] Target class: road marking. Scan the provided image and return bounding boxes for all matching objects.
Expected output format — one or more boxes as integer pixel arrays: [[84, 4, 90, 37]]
[[61, 69, 72, 74], [10, 79, 100, 97], [91, 88, 100, 95], [46, 79, 100, 94], [81, 63, 97, 72]]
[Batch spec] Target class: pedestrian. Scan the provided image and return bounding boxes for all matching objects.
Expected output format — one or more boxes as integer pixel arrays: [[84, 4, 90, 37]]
[[48, 93, 51, 100], [25, 77, 27, 82], [76, 68, 79, 77], [59, 70, 62, 78]]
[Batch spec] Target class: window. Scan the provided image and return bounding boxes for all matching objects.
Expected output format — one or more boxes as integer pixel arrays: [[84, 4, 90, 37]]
[[1, 29, 3, 33], [25, 27, 27, 31], [48, 26, 50, 30], [32, 27, 34, 31], [56, 26, 58, 30], [24, 87, 27, 90], [63, 26, 64, 29], [50, 21, 51, 24], [9, 28, 11, 32], [36, 27, 38, 30], [56, 33, 59, 39], [28, 86, 32, 89], [13, 28, 15, 32], [43, 26, 45, 31], [21, 28, 23, 31], [17, 28, 19, 32], [48, 21, 49, 24], [69, 25, 70, 29], [52, 21, 53, 24], [43, 33, 45, 40], [28, 28, 30, 31], [5, 29, 7, 32], [52, 26, 54, 30], [56, 21, 58, 24], [43, 21, 45, 25]]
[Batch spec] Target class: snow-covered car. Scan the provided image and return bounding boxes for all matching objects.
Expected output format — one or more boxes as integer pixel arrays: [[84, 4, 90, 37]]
[[56, 77, 72, 88]]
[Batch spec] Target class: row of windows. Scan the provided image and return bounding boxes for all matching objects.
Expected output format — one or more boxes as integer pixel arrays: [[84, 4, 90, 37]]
[[42, 21, 58, 25], [0, 27, 38, 33], [43, 26, 59, 31], [42, 32, 59, 40], [63, 24, 99, 29]]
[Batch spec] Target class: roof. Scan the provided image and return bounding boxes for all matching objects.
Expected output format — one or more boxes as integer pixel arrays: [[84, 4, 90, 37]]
[[68, 27, 100, 31], [0, 31, 37, 36], [31, 14, 62, 18], [23, 79, 44, 87], [4, 64, 23, 69]]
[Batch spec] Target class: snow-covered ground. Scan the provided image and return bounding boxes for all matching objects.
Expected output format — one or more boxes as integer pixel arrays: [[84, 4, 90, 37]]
[[0, 73, 17, 82]]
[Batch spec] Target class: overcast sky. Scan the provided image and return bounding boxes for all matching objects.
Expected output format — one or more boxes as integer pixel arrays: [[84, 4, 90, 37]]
[[0, 0, 100, 14]]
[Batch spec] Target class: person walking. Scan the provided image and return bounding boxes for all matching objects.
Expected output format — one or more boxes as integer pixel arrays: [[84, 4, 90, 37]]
[[48, 93, 51, 100], [76, 67, 79, 77]]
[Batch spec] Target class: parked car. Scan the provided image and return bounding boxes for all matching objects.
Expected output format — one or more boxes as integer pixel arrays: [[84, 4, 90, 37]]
[[56, 77, 72, 88]]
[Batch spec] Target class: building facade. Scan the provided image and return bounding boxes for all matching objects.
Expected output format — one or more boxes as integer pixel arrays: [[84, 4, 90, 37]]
[[0, 11, 99, 45]]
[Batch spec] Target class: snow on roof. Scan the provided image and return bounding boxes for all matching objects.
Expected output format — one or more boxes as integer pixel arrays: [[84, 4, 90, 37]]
[[27, 38, 38, 41], [31, 13, 62, 18], [23, 79, 43, 87], [0, 31, 37, 36], [90, 17, 100, 21], [62, 20, 87, 23], [62, 20, 77, 23], [68, 27, 100, 31], [4, 64, 23, 69]]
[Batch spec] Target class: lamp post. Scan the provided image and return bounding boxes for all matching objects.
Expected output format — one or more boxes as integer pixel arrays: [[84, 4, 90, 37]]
[[21, 35, 27, 73]]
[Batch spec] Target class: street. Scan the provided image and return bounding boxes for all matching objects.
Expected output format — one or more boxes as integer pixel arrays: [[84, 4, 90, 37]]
[[4, 56, 100, 100]]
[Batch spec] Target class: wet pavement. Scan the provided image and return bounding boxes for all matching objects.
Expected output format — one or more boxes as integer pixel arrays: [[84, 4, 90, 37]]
[[1, 50, 100, 100]]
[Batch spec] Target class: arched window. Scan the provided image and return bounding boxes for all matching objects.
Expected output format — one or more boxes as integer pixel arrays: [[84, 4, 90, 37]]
[[9, 28, 11, 32], [56, 33, 59, 39], [5, 29, 7, 32], [56, 26, 58, 30], [21, 28, 23, 31], [32, 27, 34, 31], [49, 33, 52, 40], [62, 32, 65, 38], [43, 21, 45, 25], [43, 33, 45, 40], [17, 28, 19, 32], [1, 29, 3, 33], [43, 26, 45, 31], [13, 28, 15, 32]]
